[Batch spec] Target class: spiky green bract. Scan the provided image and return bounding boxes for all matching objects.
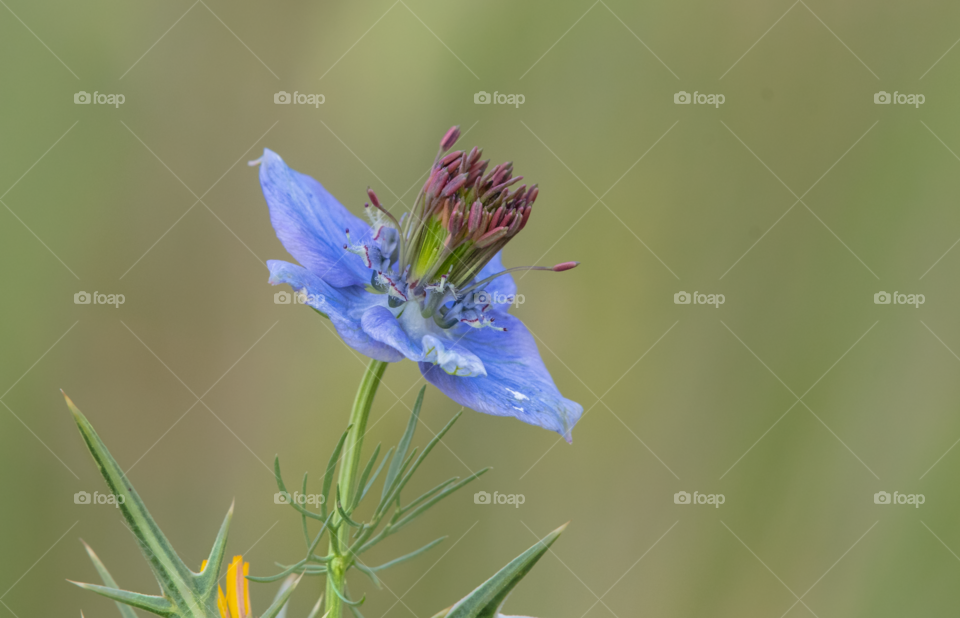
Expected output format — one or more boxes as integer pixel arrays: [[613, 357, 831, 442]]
[[64, 392, 230, 618], [80, 540, 138, 618], [261, 382, 488, 618], [431, 523, 567, 618]]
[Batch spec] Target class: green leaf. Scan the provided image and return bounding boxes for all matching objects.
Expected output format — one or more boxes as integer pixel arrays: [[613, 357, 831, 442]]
[[388, 468, 489, 536], [80, 541, 138, 618], [246, 559, 307, 583], [442, 523, 567, 618], [398, 478, 458, 516], [352, 443, 381, 510], [69, 581, 176, 616], [391, 411, 461, 504], [376, 449, 418, 516], [64, 392, 214, 617], [381, 387, 424, 502], [359, 446, 393, 504], [322, 426, 353, 519], [274, 457, 325, 521], [335, 487, 362, 528], [369, 536, 446, 572]]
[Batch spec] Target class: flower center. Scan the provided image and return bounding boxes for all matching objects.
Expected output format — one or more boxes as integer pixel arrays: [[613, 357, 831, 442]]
[[345, 126, 577, 331]]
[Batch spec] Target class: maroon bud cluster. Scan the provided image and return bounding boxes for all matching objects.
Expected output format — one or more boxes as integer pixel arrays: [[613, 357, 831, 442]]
[[404, 142, 539, 292]]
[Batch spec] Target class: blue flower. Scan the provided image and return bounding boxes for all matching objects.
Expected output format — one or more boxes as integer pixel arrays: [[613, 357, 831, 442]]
[[256, 127, 582, 441]]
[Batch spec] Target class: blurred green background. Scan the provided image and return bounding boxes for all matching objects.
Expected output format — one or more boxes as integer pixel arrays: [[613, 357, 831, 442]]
[[3, 0, 960, 616]]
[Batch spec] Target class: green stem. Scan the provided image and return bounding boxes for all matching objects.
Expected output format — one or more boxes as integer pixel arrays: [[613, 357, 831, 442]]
[[326, 359, 388, 618]]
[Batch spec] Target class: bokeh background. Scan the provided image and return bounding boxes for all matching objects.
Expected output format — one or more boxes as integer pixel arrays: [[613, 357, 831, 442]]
[[3, 0, 960, 616]]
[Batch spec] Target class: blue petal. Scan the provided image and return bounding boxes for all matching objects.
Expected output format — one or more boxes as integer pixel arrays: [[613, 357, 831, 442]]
[[268, 260, 402, 362], [419, 314, 582, 441], [260, 149, 373, 288], [361, 306, 486, 377]]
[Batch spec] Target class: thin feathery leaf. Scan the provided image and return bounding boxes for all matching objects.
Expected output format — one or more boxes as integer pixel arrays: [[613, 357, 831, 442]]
[[381, 387, 424, 502], [360, 446, 393, 504], [392, 412, 461, 504], [352, 443, 381, 510], [369, 537, 446, 572], [388, 468, 489, 536], [322, 426, 353, 519]]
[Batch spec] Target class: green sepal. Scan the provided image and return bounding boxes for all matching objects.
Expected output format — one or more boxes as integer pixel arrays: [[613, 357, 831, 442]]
[[440, 523, 567, 618], [80, 541, 138, 618], [68, 581, 176, 616]]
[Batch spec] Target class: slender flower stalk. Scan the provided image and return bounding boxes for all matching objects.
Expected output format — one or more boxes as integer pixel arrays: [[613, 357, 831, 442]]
[[325, 359, 387, 618]]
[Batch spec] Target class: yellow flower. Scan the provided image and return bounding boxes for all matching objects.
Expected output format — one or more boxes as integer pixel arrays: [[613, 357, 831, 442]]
[[201, 556, 251, 618]]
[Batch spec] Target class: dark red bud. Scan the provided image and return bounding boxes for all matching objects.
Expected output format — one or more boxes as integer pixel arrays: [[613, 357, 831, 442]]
[[366, 188, 381, 208], [440, 126, 461, 151], [552, 261, 580, 272], [441, 173, 468, 197]]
